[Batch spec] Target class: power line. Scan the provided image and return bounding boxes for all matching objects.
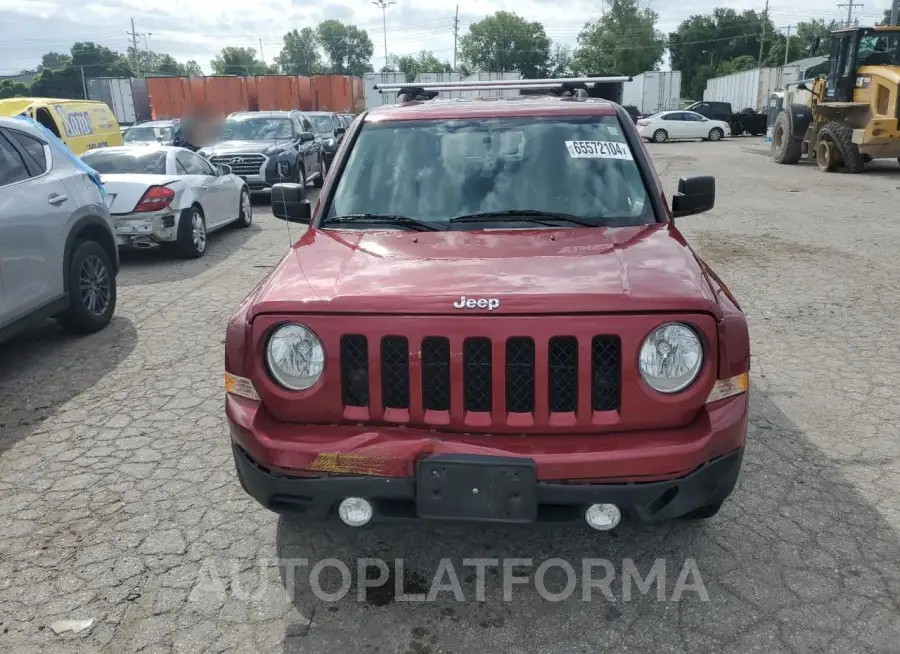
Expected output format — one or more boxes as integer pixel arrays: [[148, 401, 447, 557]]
[[837, 0, 864, 27]]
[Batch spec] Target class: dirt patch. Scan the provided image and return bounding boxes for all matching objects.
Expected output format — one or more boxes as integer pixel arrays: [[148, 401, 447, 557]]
[[690, 232, 841, 266]]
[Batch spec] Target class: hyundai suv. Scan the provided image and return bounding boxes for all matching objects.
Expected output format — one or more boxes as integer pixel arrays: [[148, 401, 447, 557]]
[[0, 116, 118, 344], [224, 80, 749, 531]]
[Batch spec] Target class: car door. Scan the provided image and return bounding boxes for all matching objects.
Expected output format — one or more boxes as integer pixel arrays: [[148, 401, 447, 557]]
[[189, 151, 237, 225], [298, 115, 319, 175], [681, 112, 707, 138], [175, 150, 225, 226], [0, 127, 70, 321], [661, 112, 686, 138]]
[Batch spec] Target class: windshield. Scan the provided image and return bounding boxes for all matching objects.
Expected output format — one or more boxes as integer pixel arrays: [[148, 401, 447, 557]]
[[858, 33, 900, 67], [82, 150, 167, 175], [310, 116, 333, 133], [124, 126, 173, 143], [221, 117, 293, 141], [325, 116, 653, 227]]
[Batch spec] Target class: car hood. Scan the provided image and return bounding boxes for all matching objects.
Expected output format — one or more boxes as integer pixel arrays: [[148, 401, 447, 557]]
[[248, 223, 720, 317], [202, 140, 290, 154]]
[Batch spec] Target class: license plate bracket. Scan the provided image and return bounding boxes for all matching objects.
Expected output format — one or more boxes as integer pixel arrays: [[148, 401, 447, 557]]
[[416, 455, 537, 523]]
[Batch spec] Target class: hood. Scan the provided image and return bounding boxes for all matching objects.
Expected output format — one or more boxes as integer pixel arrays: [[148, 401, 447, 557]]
[[201, 139, 292, 155], [99, 174, 181, 214], [248, 223, 720, 317]]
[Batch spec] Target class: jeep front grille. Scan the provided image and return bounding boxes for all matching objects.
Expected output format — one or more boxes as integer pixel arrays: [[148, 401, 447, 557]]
[[338, 333, 621, 425], [209, 154, 265, 177]]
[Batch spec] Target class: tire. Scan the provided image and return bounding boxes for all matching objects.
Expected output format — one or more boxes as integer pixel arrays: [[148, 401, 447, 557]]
[[682, 501, 723, 520], [234, 188, 252, 228], [176, 205, 206, 258], [771, 111, 802, 164], [652, 129, 668, 143], [821, 120, 865, 173], [815, 135, 839, 172], [56, 239, 116, 334], [708, 127, 724, 142], [313, 155, 325, 188]]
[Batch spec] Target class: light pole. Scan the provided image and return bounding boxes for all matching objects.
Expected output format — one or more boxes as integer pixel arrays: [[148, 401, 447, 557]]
[[372, 0, 394, 71], [702, 50, 713, 67]]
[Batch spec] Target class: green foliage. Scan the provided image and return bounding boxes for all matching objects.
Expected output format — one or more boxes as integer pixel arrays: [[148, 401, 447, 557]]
[[0, 79, 30, 99], [276, 28, 325, 75], [210, 47, 269, 75], [389, 50, 452, 82], [317, 20, 375, 76], [459, 11, 551, 78], [573, 0, 665, 76]]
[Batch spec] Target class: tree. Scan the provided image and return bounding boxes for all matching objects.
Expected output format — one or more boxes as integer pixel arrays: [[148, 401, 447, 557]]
[[276, 28, 324, 75], [389, 50, 452, 81], [38, 52, 72, 71], [715, 55, 757, 77], [458, 11, 551, 78], [793, 19, 839, 56], [71, 41, 132, 77], [0, 79, 30, 99], [572, 0, 665, 76], [30, 42, 131, 99], [183, 60, 203, 76], [669, 9, 776, 98], [210, 47, 269, 75], [317, 20, 375, 76], [547, 44, 573, 78]]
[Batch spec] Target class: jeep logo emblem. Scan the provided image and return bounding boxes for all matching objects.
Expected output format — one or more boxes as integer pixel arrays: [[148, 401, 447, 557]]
[[453, 296, 500, 311]]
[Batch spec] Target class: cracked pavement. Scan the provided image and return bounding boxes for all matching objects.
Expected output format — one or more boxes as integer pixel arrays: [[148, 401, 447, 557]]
[[1, 140, 898, 653]]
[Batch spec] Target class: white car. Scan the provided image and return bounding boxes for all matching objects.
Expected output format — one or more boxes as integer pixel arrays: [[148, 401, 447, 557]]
[[81, 145, 252, 258], [637, 111, 731, 144]]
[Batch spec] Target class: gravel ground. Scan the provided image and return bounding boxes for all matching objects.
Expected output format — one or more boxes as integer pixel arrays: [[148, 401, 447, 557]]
[[0, 139, 898, 653]]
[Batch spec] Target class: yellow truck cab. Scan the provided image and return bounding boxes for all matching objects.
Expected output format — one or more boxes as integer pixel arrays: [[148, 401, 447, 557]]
[[0, 98, 123, 154]]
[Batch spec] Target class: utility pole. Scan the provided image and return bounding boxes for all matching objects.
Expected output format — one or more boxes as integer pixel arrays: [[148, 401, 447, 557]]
[[837, 0, 863, 28], [784, 25, 792, 66], [127, 18, 141, 76], [891, 0, 899, 26], [453, 5, 460, 71], [757, 0, 769, 69], [372, 0, 394, 71], [259, 38, 266, 66], [80, 66, 87, 99]]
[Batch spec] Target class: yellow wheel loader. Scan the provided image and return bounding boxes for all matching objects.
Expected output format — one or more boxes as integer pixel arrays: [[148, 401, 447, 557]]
[[772, 26, 900, 173]]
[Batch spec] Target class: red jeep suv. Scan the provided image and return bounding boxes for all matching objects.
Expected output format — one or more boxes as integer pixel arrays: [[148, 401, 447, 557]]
[[224, 79, 750, 531]]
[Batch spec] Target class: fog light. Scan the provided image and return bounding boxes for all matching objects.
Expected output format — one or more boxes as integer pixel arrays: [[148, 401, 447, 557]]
[[278, 161, 290, 177], [337, 497, 373, 527], [585, 503, 621, 531]]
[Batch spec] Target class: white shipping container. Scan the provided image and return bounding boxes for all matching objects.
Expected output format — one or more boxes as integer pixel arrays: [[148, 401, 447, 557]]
[[621, 71, 682, 115], [415, 72, 463, 99], [363, 72, 406, 109], [87, 77, 137, 124], [459, 71, 521, 99], [702, 66, 801, 113]]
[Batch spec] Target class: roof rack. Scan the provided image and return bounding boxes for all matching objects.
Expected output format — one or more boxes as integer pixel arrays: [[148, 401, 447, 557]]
[[375, 76, 632, 103]]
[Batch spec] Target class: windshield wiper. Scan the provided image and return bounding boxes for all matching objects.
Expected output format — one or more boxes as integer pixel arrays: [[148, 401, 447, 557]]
[[448, 210, 598, 227], [324, 213, 446, 231]]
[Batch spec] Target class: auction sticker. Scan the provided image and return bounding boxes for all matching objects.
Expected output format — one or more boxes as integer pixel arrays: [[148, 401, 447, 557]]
[[565, 141, 632, 159]]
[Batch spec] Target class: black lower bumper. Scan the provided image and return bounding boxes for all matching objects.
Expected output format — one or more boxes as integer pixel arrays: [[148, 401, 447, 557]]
[[233, 444, 744, 526]]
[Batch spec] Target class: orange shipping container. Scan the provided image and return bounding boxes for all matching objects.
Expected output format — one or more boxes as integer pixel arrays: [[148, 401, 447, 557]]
[[256, 75, 303, 110], [297, 76, 312, 111], [310, 75, 333, 111], [147, 77, 189, 119], [246, 76, 259, 111], [203, 76, 249, 115], [351, 77, 364, 113]]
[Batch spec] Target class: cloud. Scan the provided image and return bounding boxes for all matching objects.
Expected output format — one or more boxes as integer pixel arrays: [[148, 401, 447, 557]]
[[0, 0, 886, 75]]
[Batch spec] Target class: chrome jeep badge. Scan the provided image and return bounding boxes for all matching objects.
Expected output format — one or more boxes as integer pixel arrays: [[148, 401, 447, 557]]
[[453, 296, 500, 311]]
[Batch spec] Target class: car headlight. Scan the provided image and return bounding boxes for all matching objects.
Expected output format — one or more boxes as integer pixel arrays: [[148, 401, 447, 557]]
[[266, 324, 325, 391], [638, 323, 703, 393]]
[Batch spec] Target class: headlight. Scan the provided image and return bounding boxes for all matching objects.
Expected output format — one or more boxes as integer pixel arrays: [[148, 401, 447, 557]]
[[638, 323, 703, 393], [266, 324, 325, 391]]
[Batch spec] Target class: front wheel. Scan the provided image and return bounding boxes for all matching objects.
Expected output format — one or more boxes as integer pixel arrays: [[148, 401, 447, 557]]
[[652, 129, 668, 143], [56, 239, 117, 334], [708, 127, 724, 142], [234, 188, 252, 228]]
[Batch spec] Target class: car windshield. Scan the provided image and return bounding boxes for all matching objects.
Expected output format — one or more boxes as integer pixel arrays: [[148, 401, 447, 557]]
[[325, 116, 652, 227], [221, 117, 293, 140], [309, 116, 333, 133], [124, 126, 173, 143], [82, 150, 167, 174]]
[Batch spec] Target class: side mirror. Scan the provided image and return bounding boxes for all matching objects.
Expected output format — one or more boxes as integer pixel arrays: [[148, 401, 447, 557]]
[[671, 175, 715, 218], [298, 131, 315, 143], [217, 163, 232, 176], [271, 183, 312, 224], [334, 126, 346, 136]]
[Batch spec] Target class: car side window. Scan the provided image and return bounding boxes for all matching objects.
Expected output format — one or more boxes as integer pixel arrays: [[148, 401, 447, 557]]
[[187, 152, 216, 175], [683, 113, 703, 122], [662, 113, 682, 121], [0, 132, 31, 186], [8, 130, 48, 172], [302, 117, 313, 132]]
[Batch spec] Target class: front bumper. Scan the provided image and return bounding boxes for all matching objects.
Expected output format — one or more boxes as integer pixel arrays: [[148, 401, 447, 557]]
[[209, 154, 295, 192], [228, 393, 748, 524]]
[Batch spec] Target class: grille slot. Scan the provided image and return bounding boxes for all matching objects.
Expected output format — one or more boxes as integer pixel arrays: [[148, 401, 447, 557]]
[[463, 338, 492, 412], [340, 335, 368, 407], [380, 336, 410, 409], [209, 154, 265, 177], [421, 337, 451, 411], [548, 337, 578, 412], [591, 336, 621, 411], [505, 337, 535, 413]]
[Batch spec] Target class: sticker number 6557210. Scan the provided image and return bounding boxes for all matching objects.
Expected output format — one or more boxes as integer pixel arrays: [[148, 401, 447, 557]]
[[565, 140, 632, 160]]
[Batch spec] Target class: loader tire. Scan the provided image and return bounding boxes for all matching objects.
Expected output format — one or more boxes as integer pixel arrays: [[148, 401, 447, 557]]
[[823, 120, 865, 173], [771, 112, 801, 164]]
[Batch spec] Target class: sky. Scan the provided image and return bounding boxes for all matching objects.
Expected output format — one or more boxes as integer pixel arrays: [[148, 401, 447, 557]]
[[0, 0, 890, 76]]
